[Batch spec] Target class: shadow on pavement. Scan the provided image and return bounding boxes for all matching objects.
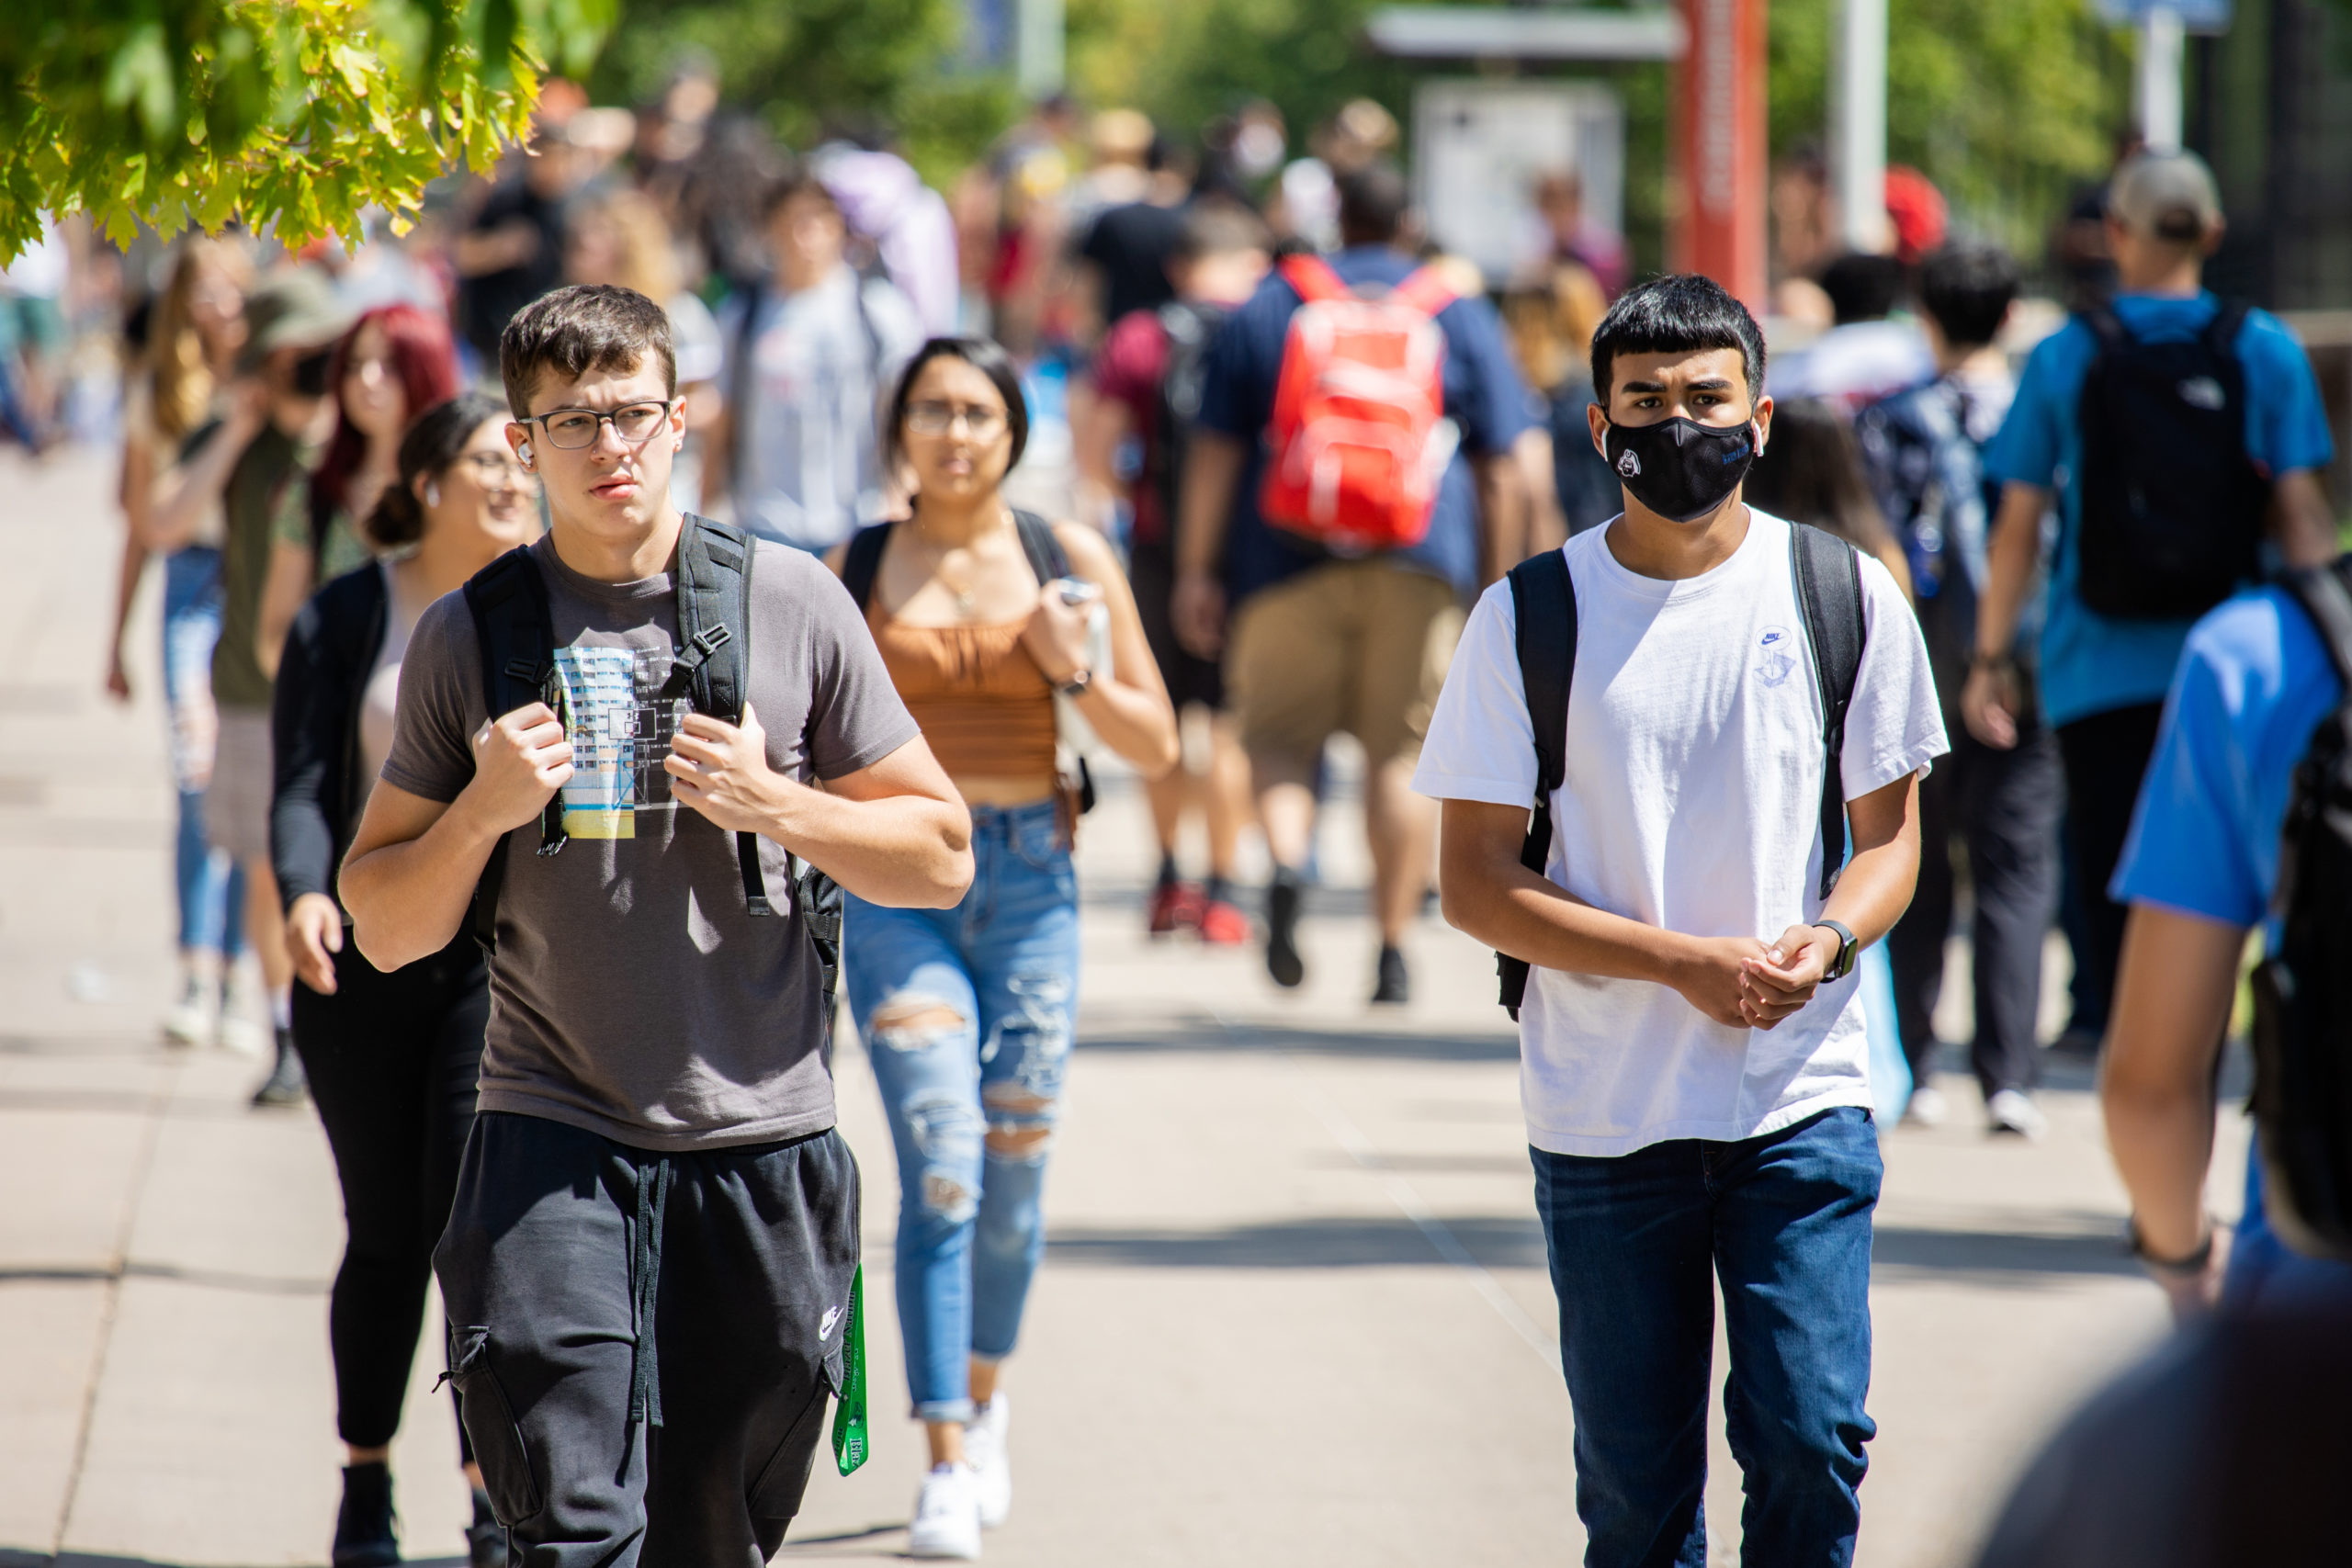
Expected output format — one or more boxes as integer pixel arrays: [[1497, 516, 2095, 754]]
[[1050, 1213, 1548, 1270], [1079, 1016, 1520, 1064], [1871, 1221, 2140, 1280]]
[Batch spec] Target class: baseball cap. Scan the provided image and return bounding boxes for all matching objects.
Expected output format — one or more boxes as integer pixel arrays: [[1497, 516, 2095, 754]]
[[234, 267, 350, 376], [2109, 150, 2222, 244]]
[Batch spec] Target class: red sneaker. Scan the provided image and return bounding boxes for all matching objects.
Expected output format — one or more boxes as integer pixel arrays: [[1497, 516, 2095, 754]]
[[1148, 881, 1201, 935], [1196, 897, 1250, 946]]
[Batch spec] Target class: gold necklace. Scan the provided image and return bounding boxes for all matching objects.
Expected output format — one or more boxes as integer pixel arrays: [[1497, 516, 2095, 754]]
[[909, 505, 1012, 619]]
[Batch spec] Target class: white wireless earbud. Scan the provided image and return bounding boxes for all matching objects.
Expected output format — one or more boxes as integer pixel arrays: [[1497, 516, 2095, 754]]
[[424, 481, 442, 506], [517, 440, 534, 464]]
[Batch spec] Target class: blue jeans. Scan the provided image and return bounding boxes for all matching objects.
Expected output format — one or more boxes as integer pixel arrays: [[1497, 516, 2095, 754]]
[[843, 800, 1078, 1424], [162, 547, 243, 957], [1531, 1107, 1881, 1568]]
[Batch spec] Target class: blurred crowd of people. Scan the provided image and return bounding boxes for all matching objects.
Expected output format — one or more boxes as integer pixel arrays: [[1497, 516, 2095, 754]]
[[6, 56, 2346, 1563]]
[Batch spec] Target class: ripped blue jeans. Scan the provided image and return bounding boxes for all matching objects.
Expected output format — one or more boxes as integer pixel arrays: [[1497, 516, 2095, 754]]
[[843, 800, 1078, 1424]]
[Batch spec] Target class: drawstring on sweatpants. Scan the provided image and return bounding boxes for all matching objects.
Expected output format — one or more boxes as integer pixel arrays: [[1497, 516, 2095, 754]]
[[627, 1155, 673, 1432]]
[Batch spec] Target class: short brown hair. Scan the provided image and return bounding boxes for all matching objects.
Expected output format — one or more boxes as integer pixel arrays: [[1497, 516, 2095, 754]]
[[500, 284, 675, 420]]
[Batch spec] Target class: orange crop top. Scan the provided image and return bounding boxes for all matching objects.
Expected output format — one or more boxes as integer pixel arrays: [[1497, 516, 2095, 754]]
[[868, 601, 1059, 779]]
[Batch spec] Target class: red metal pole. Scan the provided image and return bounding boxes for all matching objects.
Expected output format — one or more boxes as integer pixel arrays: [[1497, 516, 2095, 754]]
[[1675, 0, 1770, 313]]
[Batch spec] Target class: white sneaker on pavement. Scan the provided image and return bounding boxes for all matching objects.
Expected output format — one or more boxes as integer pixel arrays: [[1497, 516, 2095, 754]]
[[162, 976, 217, 1049], [909, 1463, 982, 1560], [1902, 1085, 1948, 1128], [964, 1394, 1012, 1529], [1986, 1089, 2047, 1141]]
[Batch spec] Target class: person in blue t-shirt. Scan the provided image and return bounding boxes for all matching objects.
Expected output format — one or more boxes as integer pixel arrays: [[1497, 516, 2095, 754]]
[[1966, 149, 2337, 1049], [2103, 579, 2352, 1318], [1170, 162, 1533, 1005]]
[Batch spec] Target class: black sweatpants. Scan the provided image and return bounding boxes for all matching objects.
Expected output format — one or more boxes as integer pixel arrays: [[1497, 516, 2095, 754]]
[[1885, 723, 2064, 1100], [2054, 702, 2166, 1043], [290, 931, 488, 1454], [435, 1111, 861, 1566]]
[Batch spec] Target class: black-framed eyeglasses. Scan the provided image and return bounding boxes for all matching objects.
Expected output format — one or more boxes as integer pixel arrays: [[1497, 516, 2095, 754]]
[[522, 400, 674, 449], [905, 400, 1007, 439]]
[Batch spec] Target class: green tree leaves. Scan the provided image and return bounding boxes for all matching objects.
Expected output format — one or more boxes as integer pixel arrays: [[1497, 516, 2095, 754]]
[[0, 0, 617, 263]]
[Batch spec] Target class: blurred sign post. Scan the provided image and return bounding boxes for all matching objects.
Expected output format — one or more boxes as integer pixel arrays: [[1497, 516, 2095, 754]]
[[1832, 0, 1887, 253], [2092, 0, 2235, 152], [1412, 82, 1625, 286], [1674, 0, 1768, 311]]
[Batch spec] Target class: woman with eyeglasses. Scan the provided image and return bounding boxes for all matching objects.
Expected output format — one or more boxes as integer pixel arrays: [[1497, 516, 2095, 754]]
[[255, 303, 460, 684], [269, 392, 540, 1568], [828, 337, 1178, 1560]]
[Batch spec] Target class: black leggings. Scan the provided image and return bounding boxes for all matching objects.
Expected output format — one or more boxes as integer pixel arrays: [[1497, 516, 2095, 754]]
[[2054, 702, 2166, 1041], [291, 931, 489, 1453]]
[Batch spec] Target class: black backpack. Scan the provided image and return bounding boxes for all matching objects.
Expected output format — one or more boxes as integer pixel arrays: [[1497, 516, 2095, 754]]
[[2074, 300, 2272, 622], [1148, 299, 1228, 541], [1495, 524, 1867, 1019], [2249, 558, 2352, 1258], [840, 510, 1095, 814], [459, 515, 844, 1024]]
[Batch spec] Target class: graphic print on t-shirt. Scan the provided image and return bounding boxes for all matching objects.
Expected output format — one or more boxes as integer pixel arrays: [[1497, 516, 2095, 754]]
[[1756, 626, 1799, 688], [551, 647, 687, 839]]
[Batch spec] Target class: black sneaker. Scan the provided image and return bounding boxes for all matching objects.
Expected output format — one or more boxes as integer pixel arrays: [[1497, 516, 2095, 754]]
[[1265, 872, 1306, 989], [1372, 944, 1410, 1006], [468, 1483, 505, 1568], [332, 1461, 399, 1567], [252, 1026, 308, 1109]]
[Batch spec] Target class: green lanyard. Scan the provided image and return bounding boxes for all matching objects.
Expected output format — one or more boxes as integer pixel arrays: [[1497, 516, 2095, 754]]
[[831, 1265, 868, 1475]]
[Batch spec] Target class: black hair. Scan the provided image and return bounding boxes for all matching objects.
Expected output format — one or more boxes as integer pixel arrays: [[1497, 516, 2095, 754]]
[[884, 337, 1030, 476], [1917, 242, 2019, 349], [500, 283, 675, 420], [759, 162, 840, 221], [364, 390, 513, 549], [1589, 273, 1768, 404], [1742, 397, 1902, 566], [1336, 162, 1410, 246], [1818, 252, 1905, 326]]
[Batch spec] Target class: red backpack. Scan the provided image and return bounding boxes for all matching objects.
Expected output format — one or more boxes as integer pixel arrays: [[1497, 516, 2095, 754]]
[[1257, 254, 1457, 552]]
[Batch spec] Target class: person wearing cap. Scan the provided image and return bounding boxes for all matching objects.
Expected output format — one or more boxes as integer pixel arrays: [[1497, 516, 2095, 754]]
[[1966, 149, 2338, 1057], [204, 265, 350, 1106]]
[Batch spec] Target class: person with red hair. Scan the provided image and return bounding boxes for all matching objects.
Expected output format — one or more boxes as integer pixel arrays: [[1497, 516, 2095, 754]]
[[256, 303, 460, 682]]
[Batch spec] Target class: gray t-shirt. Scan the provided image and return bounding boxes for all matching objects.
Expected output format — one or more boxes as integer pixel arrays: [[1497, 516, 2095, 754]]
[[382, 532, 921, 1151]]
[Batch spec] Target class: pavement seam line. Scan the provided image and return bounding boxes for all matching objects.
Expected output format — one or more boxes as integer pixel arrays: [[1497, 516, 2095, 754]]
[[51, 1048, 183, 1555], [1208, 1010, 1563, 1376]]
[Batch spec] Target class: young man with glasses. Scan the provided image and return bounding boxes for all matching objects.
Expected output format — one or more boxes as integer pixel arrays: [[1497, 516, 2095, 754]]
[[340, 284, 973, 1561]]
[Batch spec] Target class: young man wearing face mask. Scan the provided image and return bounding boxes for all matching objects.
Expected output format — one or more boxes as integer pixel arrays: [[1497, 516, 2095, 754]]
[[1415, 274, 1945, 1567]]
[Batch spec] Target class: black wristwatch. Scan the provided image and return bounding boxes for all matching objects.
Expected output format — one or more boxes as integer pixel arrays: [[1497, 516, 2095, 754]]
[[1815, 919, 1858, 982], [1057, 667, 1093, 699]]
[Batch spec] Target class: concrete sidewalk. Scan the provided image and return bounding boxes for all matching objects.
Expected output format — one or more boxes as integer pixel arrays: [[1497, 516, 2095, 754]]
[[1, 446, 2245, 1566]]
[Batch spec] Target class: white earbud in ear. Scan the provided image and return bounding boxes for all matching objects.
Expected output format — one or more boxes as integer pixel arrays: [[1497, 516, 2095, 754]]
[[424, 481, 442, 507], [517, 440, 534, 464]]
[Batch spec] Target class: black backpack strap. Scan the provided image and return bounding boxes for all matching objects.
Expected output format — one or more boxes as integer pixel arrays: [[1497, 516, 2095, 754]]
[[1499, 548, 1576, 1020], [2080, 303, 2131, 357], [670, 513, 774, 917], [841, 522, 895, 611], [461, 547, 563, 953], [1012, 509, 1072, 583], [2203, 297, 2253, 363], [1790, 523, 1868, 900], [2280, 559, 2352, 694]]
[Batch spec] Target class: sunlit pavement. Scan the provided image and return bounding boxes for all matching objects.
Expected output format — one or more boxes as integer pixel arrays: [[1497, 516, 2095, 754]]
[[0, 446, 2247, 1567]]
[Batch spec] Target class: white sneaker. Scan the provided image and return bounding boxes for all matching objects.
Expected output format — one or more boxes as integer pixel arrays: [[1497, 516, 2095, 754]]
[[1902, 1085, 1949, 1128], [215, 1009, 267, 1058], [964, 1394, 1012, 1529], [908, 1464, 982, 1560], [1986, 1089, 2047, 1141], [162, 976, 217, 1049]]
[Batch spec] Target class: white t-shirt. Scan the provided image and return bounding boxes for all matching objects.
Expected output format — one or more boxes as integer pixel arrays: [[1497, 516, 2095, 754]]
[[1412, 509, 1947, 1156]]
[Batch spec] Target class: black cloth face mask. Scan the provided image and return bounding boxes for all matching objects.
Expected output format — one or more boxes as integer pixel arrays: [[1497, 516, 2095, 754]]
[[1601, 415, 1758, 524]]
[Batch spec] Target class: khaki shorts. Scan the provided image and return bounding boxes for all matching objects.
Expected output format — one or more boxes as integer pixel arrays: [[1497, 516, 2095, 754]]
[[1227, 558, 1465, 771], [205, 704, 274, 867]]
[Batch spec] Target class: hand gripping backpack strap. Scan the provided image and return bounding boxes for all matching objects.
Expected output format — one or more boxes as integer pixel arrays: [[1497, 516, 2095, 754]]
[[1790, 524, 1868, 900], [461, 547, 563, 952], [669, 513, 773, 916], [1499, 549, 1576, 1019]]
